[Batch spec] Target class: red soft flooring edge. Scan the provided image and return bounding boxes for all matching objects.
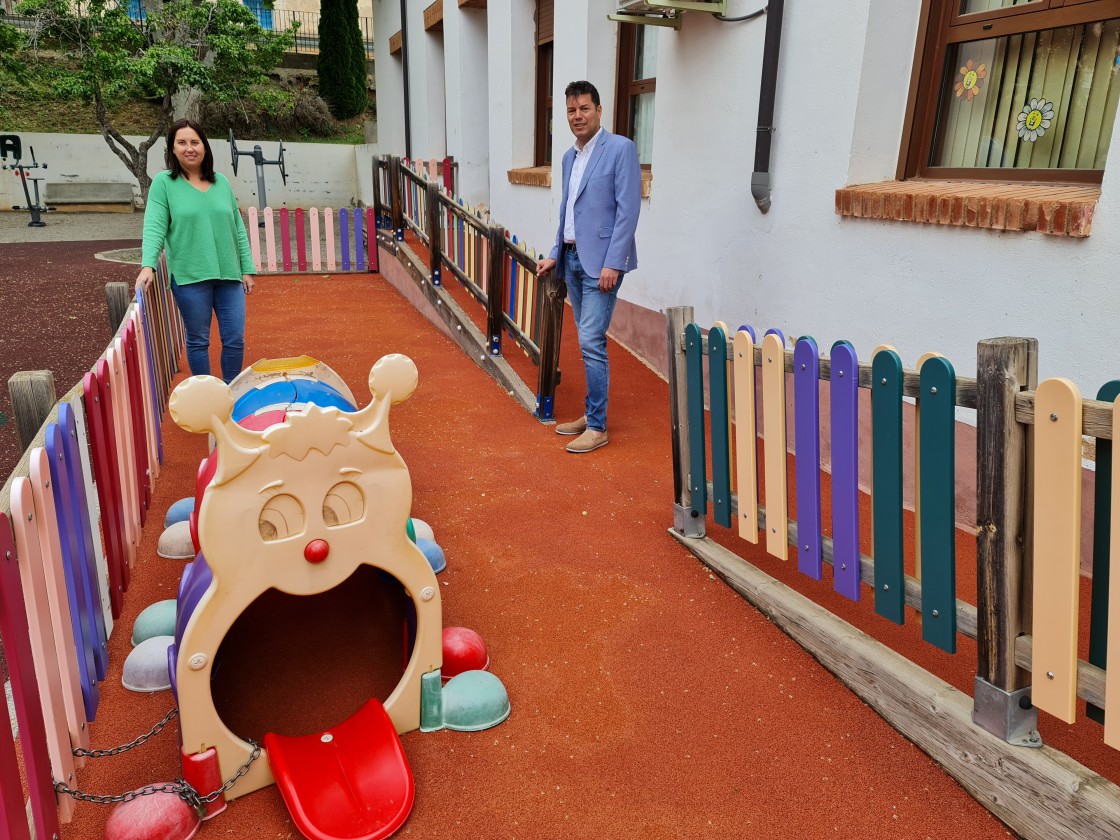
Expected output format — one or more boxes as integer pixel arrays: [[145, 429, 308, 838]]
[[50, 264, 1103, 839]]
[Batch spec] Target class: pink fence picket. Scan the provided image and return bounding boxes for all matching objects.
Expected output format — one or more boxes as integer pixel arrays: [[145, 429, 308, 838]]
[[0, 512, 61, 840]]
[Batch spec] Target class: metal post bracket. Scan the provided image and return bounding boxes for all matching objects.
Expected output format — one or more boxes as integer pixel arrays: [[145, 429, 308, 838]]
[[972, 676, 1042, 748]]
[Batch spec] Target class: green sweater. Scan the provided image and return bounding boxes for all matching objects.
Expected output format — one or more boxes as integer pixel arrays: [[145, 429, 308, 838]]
[[141, 171, 255, 283]]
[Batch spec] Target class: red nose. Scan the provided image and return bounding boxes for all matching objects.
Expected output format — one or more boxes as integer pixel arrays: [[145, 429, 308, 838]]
[[304, 539, 330, 564]]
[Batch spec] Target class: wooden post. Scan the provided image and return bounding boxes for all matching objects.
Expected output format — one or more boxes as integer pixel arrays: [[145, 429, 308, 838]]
[[389, 155, 404, 240], [534, 273, 566, 422], [8, 370, 56, 453], [486, 224, 506, 356], [974, 337, 1039, 743], [425, 181, 442, 286], [106, 281, 130, 334], [666, 306, 702, 536]]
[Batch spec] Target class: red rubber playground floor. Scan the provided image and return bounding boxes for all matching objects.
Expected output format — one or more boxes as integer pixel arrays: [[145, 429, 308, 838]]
[[28, 233, 1116, 836]]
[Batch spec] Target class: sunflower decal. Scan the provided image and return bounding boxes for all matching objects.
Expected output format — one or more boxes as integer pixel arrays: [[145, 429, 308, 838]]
[[1017, 98, 1055, 142], [954, 60, 986, 101]]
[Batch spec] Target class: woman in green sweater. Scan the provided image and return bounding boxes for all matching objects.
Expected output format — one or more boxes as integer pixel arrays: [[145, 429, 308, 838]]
[[136, 119, 256, 383]]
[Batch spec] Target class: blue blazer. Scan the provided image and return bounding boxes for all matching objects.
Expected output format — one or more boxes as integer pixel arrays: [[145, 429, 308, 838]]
[[548, 129, 641, 280]]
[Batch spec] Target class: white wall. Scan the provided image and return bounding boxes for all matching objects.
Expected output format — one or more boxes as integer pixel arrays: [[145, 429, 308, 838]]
[[0, 132, 375, 211], [443, 1, 490, 202], [372, 0, 1120, 393], [373, 0, 406, 154]]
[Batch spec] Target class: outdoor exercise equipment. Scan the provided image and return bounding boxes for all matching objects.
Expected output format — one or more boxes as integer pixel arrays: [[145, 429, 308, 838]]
[[144, 354, 508, 840], [229, 130, 287, 226], [1, 134, 52, 227]]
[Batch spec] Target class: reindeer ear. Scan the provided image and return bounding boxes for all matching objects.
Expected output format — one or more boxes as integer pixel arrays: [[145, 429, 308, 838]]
[[368, 355, 418, 405], [170, 376, 235, 434]]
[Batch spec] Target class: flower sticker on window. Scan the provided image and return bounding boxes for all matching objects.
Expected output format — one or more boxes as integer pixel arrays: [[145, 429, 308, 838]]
[[1017, 98, 1055, 142], [954, 60, 986, 101]]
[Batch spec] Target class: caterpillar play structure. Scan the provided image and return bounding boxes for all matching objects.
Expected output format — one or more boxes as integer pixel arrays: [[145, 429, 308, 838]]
[[157, 354, 509, 840]]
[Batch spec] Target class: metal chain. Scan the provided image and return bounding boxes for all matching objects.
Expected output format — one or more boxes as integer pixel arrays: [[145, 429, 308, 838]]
[[54, 740, 262, 818], [72, 707, 179, 758]]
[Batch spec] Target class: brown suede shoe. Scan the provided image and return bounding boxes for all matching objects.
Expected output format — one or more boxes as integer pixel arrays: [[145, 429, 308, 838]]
[[555, 415, 588, 436], [566, 429, 608, 453]]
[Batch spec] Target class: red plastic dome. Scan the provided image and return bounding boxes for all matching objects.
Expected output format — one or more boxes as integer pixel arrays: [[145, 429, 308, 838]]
[[441, 627, 490, 682]]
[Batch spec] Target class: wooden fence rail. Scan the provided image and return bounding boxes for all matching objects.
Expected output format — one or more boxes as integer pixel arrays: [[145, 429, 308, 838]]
[[665, 306, 1120, 838], [0, 260, 183, 839]]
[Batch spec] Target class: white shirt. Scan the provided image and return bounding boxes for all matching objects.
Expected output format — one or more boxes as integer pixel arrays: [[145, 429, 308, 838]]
[[563, 127, 604, 244]]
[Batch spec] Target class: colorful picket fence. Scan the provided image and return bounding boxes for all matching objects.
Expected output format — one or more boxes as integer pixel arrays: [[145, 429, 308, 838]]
[[678, 320, 963, 652], [668, 307, 1120, 777], [0, 261, 182, 838], [373, 153, 565, 421], [242, 207, 379, 275]]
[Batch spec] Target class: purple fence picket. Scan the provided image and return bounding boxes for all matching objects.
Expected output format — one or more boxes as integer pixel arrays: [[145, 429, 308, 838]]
[[59, 403, 110, 671], [831, 341, 861, 601], [794, 337, 823, 580], [0, 513, 61, 840], [340, 208, 352, 271], [43, 426, 101, 719]]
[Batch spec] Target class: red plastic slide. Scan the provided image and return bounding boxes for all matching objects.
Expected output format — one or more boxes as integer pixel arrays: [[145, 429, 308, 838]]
[[264, 698, 415, 840]]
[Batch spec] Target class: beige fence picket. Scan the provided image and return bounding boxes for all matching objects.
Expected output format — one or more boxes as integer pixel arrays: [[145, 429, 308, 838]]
[[762, 332, 788, 560], [1031, 377, 1083, 724]]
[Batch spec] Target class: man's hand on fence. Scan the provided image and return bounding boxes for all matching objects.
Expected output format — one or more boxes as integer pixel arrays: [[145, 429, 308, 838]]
[[536, 257, 556, 277]]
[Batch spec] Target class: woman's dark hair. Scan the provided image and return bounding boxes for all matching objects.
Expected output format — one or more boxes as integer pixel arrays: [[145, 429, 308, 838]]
[[165, 118, 216, 182], [564, 80, 600, 106]]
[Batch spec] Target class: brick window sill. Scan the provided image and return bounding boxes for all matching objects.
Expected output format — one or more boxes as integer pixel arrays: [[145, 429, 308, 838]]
[[508, 166, 551, 188], [835, 181, 1100, 238], [507, 166, 654, 199]]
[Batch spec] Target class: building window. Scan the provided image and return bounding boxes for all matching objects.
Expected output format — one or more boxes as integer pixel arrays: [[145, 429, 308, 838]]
[[535, 0, 554, 166], [243, 0, 273, 30], [903, 1, 1120, 183], [615, 24, 657, 167]]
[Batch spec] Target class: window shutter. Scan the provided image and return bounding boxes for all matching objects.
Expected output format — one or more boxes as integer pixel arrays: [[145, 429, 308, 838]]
[[537, 0, 553, 45]]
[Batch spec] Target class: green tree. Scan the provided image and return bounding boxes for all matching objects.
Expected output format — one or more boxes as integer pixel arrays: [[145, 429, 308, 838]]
[[12, 0, 295, 202], [317, 0, 367, 120]]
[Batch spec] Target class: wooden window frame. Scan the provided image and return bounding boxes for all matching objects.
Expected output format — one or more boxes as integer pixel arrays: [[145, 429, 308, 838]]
[[534, 0, 554, 167], [900, 0, 1120, 184], [614, 24, 656, 170]]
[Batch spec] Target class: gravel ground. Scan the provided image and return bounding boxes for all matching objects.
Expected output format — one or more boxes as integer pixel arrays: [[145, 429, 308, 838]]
[[0, 209, 144, 244]]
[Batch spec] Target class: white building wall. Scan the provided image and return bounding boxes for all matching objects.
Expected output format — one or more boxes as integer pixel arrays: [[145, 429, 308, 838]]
[[485, 0, 542, 237], [409, 0, 447, 156], [443, 2, 490, 202], [371, 0, 1120, 393], [372, 0, 406, 155]]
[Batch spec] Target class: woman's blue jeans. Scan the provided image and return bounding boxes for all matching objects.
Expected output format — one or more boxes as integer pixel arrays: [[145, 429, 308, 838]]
[[563, 248, 622, 433], [170, 277, 246, 383]]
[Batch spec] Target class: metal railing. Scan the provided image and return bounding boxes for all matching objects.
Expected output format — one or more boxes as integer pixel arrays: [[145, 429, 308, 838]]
[[271, 9, 376, 60], [1, 6, 375, 59]]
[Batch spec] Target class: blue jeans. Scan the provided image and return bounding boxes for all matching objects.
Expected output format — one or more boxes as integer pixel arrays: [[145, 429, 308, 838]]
[[170, 277, 246, 383], [563, 248, 622, 432]]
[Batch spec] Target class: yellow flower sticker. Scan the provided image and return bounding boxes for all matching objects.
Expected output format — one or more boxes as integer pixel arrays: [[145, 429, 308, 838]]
[[954, 60, 986, 101], [1017, 98, 1055, 142]]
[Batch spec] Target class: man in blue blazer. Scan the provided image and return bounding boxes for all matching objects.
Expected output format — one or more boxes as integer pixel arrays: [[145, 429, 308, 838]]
[[536, 80, 641, 454]]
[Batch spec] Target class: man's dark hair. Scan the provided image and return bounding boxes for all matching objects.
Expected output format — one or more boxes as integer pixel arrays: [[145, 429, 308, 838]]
[[165, 118, 217, 183], [564, 80, 600, 106]]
